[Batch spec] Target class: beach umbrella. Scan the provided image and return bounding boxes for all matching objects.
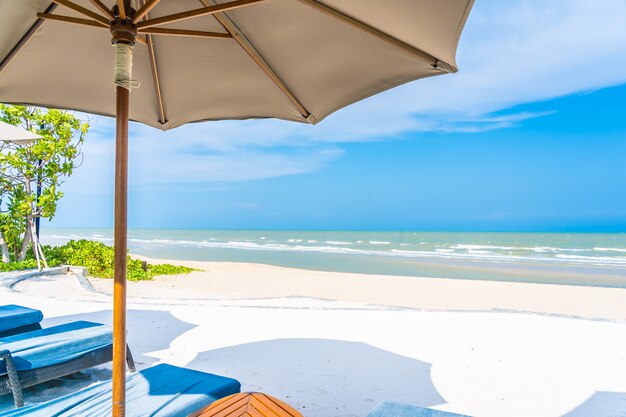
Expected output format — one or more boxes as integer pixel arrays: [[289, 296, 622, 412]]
[[0, 120, 41, 144], [0, 1, 474, 415]]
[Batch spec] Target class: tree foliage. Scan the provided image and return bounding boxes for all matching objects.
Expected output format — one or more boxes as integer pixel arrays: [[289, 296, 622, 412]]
[[0, 105, 88, 265]]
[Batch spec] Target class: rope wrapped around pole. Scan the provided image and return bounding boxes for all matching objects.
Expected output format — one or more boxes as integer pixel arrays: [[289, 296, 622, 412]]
[[113, 43, 139, 90]]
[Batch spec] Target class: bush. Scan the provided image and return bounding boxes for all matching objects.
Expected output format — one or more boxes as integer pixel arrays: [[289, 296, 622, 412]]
[[0, 259, 38, 272], [0, 239, 196, 281]]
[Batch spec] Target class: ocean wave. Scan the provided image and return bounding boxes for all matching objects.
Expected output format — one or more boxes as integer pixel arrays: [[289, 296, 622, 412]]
[[42, 233, 626, 267], [555, 254, 626, 265], [369, 241, 391, 245], [452, 244, 517, 250], [47, 233, 113, 242], [594, 247, 626, 253], [451, 244, 589, 253]]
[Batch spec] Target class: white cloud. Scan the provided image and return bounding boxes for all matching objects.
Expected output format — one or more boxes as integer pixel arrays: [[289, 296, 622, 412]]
[[61, 116, 342, 194], [65, 0, 626, 188]]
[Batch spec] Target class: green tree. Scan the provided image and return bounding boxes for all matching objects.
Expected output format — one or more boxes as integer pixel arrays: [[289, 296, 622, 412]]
[[0, 105, 88, 267]]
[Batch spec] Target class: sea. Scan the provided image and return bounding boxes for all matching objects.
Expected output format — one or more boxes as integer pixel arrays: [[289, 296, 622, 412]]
[[41, 229, 626, 288]]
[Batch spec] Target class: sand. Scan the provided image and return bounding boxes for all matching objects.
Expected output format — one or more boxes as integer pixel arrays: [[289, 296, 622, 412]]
[[1, 261, 626, 417], [85, 256, 626, 321]]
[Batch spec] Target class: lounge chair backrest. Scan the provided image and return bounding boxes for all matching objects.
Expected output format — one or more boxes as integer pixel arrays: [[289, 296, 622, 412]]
[[0, 321, 112, 375]]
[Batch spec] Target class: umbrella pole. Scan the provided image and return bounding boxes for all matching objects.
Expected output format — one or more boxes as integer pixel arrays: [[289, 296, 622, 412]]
[[111, 8, 136, 416], [112, 83, 129, 417]]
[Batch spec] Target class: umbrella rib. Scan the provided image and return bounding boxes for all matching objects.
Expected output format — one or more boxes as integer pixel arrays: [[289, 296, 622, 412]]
[[138, 0, 167, 125], [132, 0, 162, 23], [201, 0, 313, 121], [117, 0, 127, 20], [138, 28, 232, 39], [88, 0, 115, 19], [297, 0, 456, 72], [50, 0, 111, 27], [36, 13, 108, 28], [138, 0, 265, 29], [146, 34, 166, 124], [0, 3, 58, 74]]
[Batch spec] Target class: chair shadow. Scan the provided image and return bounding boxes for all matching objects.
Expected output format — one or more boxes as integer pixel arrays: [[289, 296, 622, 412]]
[[186, 338, 445, 417], [561, 390, 626, 417], [41, 308, 196, 367], [0, 308, 196, 411]]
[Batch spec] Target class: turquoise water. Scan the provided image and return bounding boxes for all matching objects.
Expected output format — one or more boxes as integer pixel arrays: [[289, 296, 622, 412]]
[[41, 229, 626, 287]]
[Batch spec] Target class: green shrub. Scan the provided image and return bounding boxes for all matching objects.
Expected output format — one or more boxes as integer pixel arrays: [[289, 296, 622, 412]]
[[0, 259, 38, 272], [53, 240, 116, 277], [146, 263, 195, 276], [0, 239, 196, 281]]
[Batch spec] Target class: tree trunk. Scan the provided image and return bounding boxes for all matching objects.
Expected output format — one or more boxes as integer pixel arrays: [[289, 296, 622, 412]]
[[30, 219, 47, 269], [0, 231, 10, 263], [17, 221, 31, 262]]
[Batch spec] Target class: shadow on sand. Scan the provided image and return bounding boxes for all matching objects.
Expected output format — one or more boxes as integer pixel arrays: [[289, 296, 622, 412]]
[[187, 338, 445, 417], [41, 308, 196, 367], [562, 390, 626, 417]]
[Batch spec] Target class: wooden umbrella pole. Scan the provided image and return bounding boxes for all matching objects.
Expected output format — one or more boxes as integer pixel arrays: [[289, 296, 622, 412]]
[[112, 83, 129, 417], [111, 5, 136, 416]]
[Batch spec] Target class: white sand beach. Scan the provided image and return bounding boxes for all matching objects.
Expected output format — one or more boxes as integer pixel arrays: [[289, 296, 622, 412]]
[[1, 261, 626, 417]]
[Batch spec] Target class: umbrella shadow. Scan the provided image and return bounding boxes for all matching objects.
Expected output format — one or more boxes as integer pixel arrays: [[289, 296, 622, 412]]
[[186, 338, 445, 417], [561, 390, 626, 417], [41, 308, 197, 367]]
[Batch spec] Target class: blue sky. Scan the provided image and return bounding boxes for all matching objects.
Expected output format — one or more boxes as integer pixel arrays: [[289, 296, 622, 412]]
[[49, 0, 626, 231]]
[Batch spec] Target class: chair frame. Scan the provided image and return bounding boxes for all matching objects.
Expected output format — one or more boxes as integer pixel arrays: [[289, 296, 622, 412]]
[[0, 344, 135, 407]]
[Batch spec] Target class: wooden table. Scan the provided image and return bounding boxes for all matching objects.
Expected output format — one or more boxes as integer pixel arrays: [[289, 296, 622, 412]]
[[192, 392, 305, 417]]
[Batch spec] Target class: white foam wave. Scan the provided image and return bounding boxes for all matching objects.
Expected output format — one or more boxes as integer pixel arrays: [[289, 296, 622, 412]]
[[452, 244, 589, 253], [594, 247, 626, 253], [453, 244, 516, 250], [555, 254, 626, 265]]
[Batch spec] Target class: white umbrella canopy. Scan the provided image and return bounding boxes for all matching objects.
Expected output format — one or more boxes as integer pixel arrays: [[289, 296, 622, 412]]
[[0, 0, 473, 129], [0, 120, 41, 144], [0, 1, 473, 415]]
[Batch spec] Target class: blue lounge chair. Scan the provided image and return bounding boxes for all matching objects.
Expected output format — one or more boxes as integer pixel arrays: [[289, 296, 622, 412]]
[[0, 305, 43, 338], [0, 321, 134, 407], [0, 363, 240, 417], [367, 402, 471, 417]]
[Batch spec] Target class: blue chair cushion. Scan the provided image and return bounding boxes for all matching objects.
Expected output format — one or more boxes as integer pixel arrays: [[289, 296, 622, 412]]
[[0, 305, 43, 333], [0, 321, 112, 375], [367, 402, 471, 417], [0, 363, 241, 417]]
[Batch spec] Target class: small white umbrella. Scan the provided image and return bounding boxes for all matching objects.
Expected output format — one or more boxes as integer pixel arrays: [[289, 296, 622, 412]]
[[0, 120, 41, 144]]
